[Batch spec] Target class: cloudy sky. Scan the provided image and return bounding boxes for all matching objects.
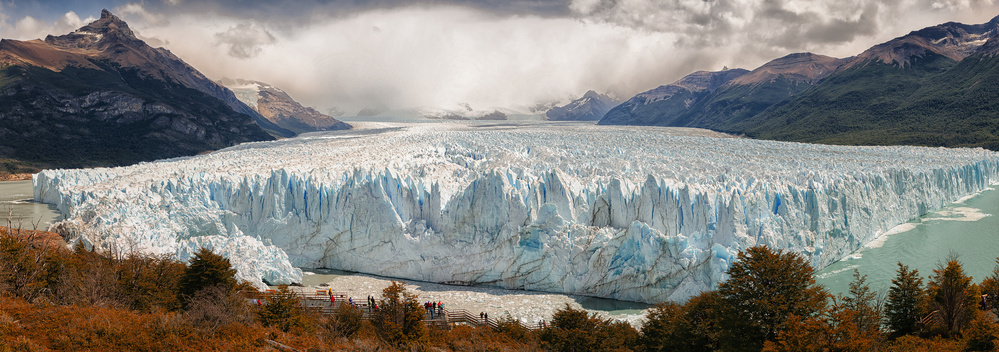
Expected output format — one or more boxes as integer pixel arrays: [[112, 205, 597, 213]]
[[2, 0, 999, 114]]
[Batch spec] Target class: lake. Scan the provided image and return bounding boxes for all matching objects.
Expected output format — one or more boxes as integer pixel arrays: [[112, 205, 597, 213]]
[[0, 179, 61, 230], [816, 186, 999, 296]]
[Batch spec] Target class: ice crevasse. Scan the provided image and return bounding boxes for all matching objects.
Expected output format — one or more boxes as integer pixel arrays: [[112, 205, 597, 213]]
[[33, 123, 999, 303]]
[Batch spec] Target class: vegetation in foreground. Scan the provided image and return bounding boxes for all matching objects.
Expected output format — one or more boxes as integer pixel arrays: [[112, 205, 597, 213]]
[[2, 226, 999, 351]]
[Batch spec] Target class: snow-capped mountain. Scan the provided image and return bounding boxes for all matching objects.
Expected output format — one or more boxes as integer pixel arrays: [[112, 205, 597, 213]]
[[545, 91, 621, 121], [219, 78, 350, 135]]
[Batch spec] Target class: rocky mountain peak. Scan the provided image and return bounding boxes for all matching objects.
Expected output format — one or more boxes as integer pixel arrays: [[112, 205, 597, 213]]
[[582, 90, 601, 100], [727, 52, 845, 86], [843, 15, 999, 69], [44, 9, 136, 51]]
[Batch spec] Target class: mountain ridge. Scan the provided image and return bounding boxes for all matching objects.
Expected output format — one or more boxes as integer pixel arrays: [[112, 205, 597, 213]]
[[219, 77, 350, 134], [599, 13, 999, 150], [0, 9, 276, 172]]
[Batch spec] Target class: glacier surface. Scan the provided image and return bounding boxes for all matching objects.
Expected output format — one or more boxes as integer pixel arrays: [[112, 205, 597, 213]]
[[34, 121, 999, 302]]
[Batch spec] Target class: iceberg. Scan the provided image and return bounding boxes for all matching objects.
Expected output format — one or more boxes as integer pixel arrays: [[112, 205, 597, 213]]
[[34, 122, 999, 302]]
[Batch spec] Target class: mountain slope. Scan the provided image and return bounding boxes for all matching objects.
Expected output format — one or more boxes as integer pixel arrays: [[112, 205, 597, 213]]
[[0, 10, 274, 171], [671, 53, 846, 131], [220, 78, 350, 135], [604, 14, 999, 150], [545, 90, 620, 121], [738, 16, 999, 149], [599, 69, 749, 126]]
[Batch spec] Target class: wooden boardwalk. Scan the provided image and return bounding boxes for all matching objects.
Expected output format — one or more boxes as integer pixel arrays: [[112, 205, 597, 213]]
[[242, 289, 539, 331]]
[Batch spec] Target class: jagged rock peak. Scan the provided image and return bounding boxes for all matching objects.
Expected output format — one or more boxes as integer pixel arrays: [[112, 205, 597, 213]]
[[44, 9, 136, 50], [842, 14, 999, 69], [79, 9, 135, 38], [582, 90, 601, 99]]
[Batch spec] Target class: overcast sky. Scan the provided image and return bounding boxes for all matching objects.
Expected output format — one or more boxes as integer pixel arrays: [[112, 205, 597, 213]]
[[3, 0, 999, 114]]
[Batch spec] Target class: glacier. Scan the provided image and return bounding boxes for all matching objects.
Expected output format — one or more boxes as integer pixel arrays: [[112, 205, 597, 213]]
[[33, 121, 999, 302]]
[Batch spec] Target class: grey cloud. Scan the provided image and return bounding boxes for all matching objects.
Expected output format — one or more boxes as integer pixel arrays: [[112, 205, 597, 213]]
[[570, 0, 890, 53], [214, 22, 276, 59], [152, 0, 568, 20]]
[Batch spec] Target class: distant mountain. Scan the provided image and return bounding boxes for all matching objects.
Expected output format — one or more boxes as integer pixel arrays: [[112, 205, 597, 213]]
[[545, 90, 620, 121], [424, 110, 508, 121], [0, 10, 274, 172], [599, 68, 749, 126], [219, 78, 350, 135], [602, 14, 999, 150], [667, 53, 846, 131]]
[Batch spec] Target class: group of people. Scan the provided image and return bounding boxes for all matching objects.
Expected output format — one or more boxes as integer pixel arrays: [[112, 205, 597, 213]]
[[321, 289, 375, 311], [425, 301, 445, 319]]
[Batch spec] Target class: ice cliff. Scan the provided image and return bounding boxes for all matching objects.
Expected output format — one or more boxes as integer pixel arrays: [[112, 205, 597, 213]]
[[34, 122, 999, 302]]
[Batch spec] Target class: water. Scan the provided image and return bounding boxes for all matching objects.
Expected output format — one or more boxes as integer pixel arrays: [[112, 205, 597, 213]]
[[816, 186, 999, 296], [0, 180, 61, 230]]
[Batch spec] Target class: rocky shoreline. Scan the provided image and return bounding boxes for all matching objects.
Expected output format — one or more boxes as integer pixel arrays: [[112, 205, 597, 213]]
[[0, 173, 33, 181]]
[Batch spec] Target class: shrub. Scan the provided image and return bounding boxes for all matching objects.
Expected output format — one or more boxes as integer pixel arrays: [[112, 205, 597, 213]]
[[184, 285, 255, 332], [322, 301, 364, 341], [539, 304, 639, 352], [963, 312, 998, 351], [257, 285, 309, 333], [177, 247, 237, 307]]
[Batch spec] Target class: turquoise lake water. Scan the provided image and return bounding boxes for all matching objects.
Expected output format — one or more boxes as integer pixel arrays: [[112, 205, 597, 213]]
[[815, 186, 999, 296]]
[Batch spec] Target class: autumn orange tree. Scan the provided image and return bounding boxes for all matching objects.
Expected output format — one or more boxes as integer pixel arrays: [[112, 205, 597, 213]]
[[927, 256, 978, 337], [978, 258, 999, 317], [716, 246, 828, 352], [538, 303, 639, 352], [640, 290, 724, 352], [372, 280, 426, 346], [763, 270, 883, 352]]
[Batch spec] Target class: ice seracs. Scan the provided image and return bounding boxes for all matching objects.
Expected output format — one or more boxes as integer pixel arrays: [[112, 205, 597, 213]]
[[34, 122, 999, 301]]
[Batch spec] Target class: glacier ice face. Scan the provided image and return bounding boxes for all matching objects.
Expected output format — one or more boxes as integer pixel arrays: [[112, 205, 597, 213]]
[[34, 122, 999, 301]]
